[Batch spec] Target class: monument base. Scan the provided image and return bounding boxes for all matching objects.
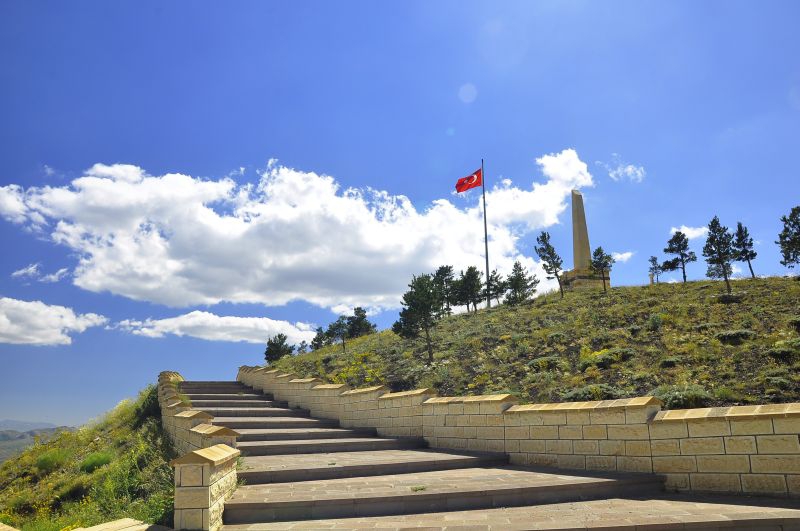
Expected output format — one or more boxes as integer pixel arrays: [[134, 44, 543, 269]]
[[562, 268, 610, 291]]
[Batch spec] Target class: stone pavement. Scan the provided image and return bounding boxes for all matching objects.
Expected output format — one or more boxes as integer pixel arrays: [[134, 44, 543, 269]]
[[180, 381, 800, 530]]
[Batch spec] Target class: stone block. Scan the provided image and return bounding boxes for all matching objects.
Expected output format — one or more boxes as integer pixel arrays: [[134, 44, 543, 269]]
[[177, 464, 205, 487], [557, 454, 586, 469], [751, 455, 800, 474], [504, 426, 529, 439], [582, 425, 608, 440], [617, 456, 652, 473], [687, 419, 731, 438], [590, 409, 626, 425], [649, 421, 688, 440], [519, 439, 546, 453], [530, 426, 559, 439], [680, 437, 725, 455], [598, 440, 625, 456], [475, 427, 503, 440], [625, 440, 651, 456], [573, 440, 599, 455], [741, 474, 788, 494], [653, 456, 697, 473], [651, 439, 680, 456], [566, 411, 590, 425], [663, 473, 690, 491], [788, 475, 800, 495], [541, 412, 567, 425], [558, 425, 583, 440], [174, 508, 206, 530], [773, 417, 800, 434], [528, 453, 558, 467], [546, 439, 573, 454], [585, 455, 617, 471], [724, 436, 757, 455], [625, 405, 660, 424], [690, 473, 741, 492], [730, 418, 774, 435], [607, 424, 649, 440], [174, 486, 211, 509], [696, 455, 750, 473], [756, 434, 800, 454]]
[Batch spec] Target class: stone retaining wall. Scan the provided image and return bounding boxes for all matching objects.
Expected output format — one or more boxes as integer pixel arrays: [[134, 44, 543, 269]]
[[238, 364, 800, 497]]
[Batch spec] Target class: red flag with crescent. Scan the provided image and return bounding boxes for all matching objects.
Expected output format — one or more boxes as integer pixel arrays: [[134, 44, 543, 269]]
[[455, 168, 482, 193]]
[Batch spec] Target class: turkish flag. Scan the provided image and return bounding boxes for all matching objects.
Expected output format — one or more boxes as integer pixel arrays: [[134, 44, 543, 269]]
[[455, 168, 482, 193]]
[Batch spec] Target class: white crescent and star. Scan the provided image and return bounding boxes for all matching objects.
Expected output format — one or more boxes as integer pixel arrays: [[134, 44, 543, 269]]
[[465, 173, 478, 185]]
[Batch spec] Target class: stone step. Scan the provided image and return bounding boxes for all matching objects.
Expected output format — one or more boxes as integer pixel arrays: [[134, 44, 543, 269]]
[[220, 495, 800, 530], [190, 400, 283, 408], [237, 437, 425, 456], [198, 407, 308, 418], [236, 427, 377, 442], [239, 449, 509, 484], [182, 393, 275, 401], [179, 386, 251, 393], [222, 466, 665, 524], [212, 417, 339, 430]]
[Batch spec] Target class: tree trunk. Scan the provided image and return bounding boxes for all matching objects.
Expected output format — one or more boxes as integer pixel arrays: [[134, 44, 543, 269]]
[[601, 268, 607, 292], [722, 268, 732, 294], [747, 259, 755, 279], [424, 326, 433, 364], [680, 258, 687, 283], [342, 338, 346, 355], [556, 273, 564, 298]]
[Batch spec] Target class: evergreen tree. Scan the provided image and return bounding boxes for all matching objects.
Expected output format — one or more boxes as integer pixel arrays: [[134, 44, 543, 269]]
[[296, 340, 309, 354], [449, 276, 467, 313], [534, 231, 565, 298], [777, 206, 800, 269], [431, 265, 455, 317], [459, 266, 484, 312], [346, 307, 376, 338], [702, 216, 734, 294], [326, 316, 349, 355], [648, 256, 663, 283], [590, 246, 615, 292], [504, 261, 539, 305], [392, 274, 439, 364], [663, 231, 696, 283], [732, 222, 757, 279], [310, 326, 329, 351], [264, 333, 295, 364], [484, 269, 507, 305]]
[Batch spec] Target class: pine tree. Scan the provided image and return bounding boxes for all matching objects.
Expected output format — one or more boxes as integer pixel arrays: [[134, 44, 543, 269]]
[[326, 316, 349, 355], [264, 333, 295, 364], [534, 231, 564, 298], [590, 246, 614, 292], [459, 266, 484, 312], [777, 206, 800, 269], [484, 269, 507, 305], [504, 261, 539, 305], [702, 216, 734, 294], [648, 256, 663, 283], [732, 222, 757, 279], [346, 307, 376, 338], [310, 327, 329, 351], [296, 340, 309, 354], [392, 274, 439, 364], [431, 265, 455, 317], [663, 231, 697, 283]]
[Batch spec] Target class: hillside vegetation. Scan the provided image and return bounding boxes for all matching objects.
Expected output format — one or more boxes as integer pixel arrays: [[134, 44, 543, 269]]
[[0, 428, 73, 464], [0, 387, 175, 530], [274, 277, 800, 409]]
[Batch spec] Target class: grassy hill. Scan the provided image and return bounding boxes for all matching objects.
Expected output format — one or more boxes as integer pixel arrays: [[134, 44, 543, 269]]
[[0, 428, 73, 465], [0, 387, 175, 530], [273, 277, 800, 409]]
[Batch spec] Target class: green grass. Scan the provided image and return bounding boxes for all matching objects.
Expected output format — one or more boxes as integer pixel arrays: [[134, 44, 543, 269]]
[[0, 386, 176, 530], [272, 277, 800, 409]]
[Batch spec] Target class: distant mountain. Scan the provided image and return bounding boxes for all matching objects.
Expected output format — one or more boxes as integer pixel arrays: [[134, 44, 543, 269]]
[[0, 426, 72, 463], [0, 419, 57, 431]]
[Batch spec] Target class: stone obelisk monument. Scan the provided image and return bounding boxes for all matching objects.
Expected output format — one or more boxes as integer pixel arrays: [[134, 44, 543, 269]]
[[562, 190, 609, 290]]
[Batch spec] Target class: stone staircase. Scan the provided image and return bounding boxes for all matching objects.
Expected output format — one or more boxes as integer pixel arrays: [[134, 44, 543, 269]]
[[180, 380, 800, 530]]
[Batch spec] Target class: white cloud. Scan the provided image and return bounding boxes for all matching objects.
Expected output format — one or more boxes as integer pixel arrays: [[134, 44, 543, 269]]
[[0, 185, 29, 223], [611, 251, 634, 263], [731, 264, 743, 277], [0, 297, 106, 346], [670, 225, 709, 240], [117, 311, 315, 345], [1, 151, 592, 311], [596, 154, 646, 183], [10, 263, 69, 283], [11, 263, 41, 279]]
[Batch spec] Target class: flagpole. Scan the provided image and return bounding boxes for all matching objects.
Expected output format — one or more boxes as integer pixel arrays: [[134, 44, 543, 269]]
[[481, 158, 490, 309]]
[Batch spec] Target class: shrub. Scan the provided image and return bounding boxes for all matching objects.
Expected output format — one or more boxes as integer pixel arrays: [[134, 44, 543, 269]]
[[693, 322, 723, 332], [80, 451, 114, 473], [788, 317, 800, 334], [561, 384, 626, 401], [659, 356, 681, 368], [627, 325, 642, 337], [715, 292, 744, 304], [765, 339, 800, 362], [764, 376, 792, 390], [528, 355, 566, 372], [652, 384, 711, 409], [646, 314, 663, 332], [35, 448, 71, 475], [546, 332, 565, 345], [714, 329, 756, 345], [133, 385, 160, 428], [578, 347, 633, 371]]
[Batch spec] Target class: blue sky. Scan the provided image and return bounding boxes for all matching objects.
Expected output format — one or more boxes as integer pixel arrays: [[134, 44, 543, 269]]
[[1, 1, 799, 426]]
